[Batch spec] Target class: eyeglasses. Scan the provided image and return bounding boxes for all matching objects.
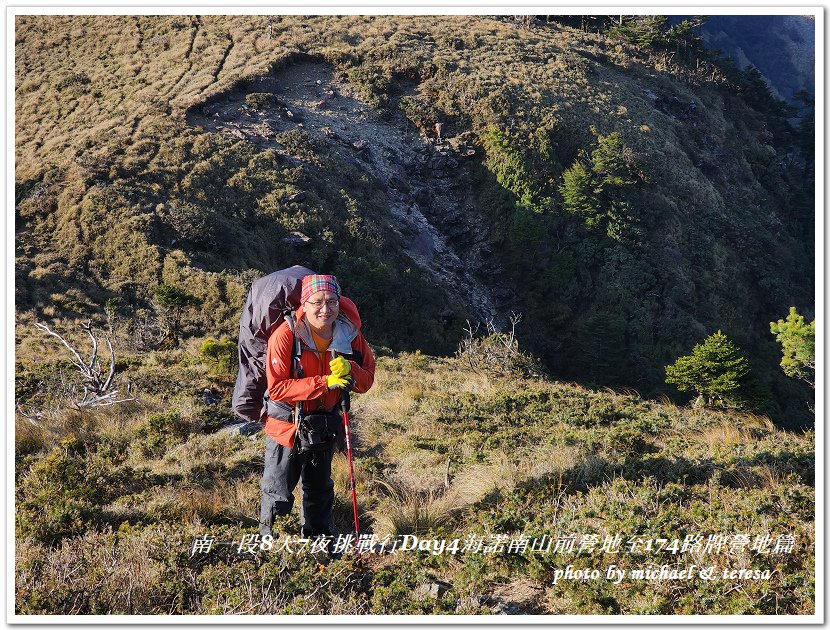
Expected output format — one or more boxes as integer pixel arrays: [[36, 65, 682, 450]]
[[306, 298, 340, 309]]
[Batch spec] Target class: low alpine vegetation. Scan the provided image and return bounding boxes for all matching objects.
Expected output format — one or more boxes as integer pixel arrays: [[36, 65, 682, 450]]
[[14, 343, 814, 614]]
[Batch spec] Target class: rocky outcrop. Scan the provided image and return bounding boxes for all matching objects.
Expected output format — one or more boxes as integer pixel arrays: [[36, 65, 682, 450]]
[[187, 60, 514, 326]]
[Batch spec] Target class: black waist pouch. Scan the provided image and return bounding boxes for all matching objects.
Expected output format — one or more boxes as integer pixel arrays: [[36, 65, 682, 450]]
[[297, 412, 342, 453]]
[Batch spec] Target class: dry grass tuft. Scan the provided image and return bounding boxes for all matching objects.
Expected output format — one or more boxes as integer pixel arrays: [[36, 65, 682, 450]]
[[15, 415, 49, 455], [449, 451, 521, 506], [15, 402, 149, 456], [694, 414, 775, 453], [459, 371, 493, 395], [388, 451, 449, 495], [355, 387, 418, 427], [369, 479, 455, 537], [178, 485, 227, 522], [721, 463, 789, 490], [656, 394, 676, 408], [447, 446, 576, 508], [698, 422, 750, 449], [741, 413, 776, 433], [150, 430, 261, 475], [145, 476, 260, 526]]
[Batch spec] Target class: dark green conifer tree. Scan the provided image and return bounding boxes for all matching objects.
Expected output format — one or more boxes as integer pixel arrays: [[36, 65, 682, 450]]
[[665, 330, 751, 407]]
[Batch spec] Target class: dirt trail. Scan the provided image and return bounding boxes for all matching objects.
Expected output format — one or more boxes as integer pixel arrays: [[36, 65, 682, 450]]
[[188, 60, 510, 325]]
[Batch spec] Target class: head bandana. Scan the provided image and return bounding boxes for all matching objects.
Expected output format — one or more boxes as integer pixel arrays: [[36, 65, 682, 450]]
[[301, 274, 341, 304]]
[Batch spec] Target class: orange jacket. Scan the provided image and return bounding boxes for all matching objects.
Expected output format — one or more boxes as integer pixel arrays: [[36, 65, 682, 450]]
[[264, 297, 375, 448]]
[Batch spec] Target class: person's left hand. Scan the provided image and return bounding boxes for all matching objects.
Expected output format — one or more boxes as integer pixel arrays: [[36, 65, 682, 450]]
[[327, 374, 354, 392]]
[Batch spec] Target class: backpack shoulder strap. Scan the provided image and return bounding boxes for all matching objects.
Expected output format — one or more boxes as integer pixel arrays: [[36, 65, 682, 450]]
[[283, 310, 305, 423], [283, 310, 303, 376]]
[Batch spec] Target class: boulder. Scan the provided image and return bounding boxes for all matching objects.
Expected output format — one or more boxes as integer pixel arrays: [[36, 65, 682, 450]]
[[413, 581, 451, 600], [283, 231, 311, 247], [493, 601, 525, 615], [455, 595, 490, 612], [284, 109, 303, 122], [218, 419, 263, 439], [642, 88, 659, 101]]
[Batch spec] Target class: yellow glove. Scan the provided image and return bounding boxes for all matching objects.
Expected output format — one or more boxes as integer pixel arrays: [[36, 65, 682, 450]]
[[326, 374, 354, 391], [329, 356, 352, 378]]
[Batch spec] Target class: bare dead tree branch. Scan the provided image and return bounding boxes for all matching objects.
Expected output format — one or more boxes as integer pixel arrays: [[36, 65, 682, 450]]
[[16, 403, 44, 427], [82, 321, 99, 373], [34, 320, 135, 408], [102, 335, 117, 392], [34, 322, 86, 372], [507, 312, 522, 349], [456, 312, 542, 379]]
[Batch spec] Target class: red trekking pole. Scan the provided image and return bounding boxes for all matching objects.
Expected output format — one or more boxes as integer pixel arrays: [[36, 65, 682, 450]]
[[340, 389, 360, 554]]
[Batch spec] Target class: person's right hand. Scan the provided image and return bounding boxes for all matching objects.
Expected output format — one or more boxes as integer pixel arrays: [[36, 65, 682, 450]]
[[329, 356, 352, 378], [326, 374, 354, 391]]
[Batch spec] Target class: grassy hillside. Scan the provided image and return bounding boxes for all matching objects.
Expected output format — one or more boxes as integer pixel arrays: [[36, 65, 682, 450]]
[[15, 344, 814, 614], [15, 15, 814, 425]]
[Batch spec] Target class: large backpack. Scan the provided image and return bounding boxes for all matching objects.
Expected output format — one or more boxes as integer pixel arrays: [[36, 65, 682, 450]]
[[232, 265, 315, 422]]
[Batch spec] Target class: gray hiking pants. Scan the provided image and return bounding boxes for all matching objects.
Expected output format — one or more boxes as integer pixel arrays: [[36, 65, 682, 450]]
[[259, 435, 335, 537]]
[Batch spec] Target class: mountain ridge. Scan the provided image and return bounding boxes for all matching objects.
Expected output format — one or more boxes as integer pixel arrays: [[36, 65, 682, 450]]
[[697, 15, 815, 104], [15, 15, 814, 425]]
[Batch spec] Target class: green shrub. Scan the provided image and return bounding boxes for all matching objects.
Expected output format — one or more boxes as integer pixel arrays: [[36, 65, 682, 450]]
[[152, 284, 199, 311], [591, 132, 637, 191], [16, 436, 128, 545], [560, 133, 640, 233], [275, 129, 323, 164], [481, 127, 537, 203], [159, 200, 217, 246], [346, 64, 392, 108], [15, 360, 74, 407], [399, 96, 440, 134], [244, 92, 280, 111], [55, 71, 91, 91], [607, 16, 669, 48], [133, 410, 192, 457], [199, 337, 237, 375]]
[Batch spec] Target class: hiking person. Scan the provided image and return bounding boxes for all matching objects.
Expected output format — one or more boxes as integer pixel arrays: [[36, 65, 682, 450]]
[[259, 274, 375, 542]]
